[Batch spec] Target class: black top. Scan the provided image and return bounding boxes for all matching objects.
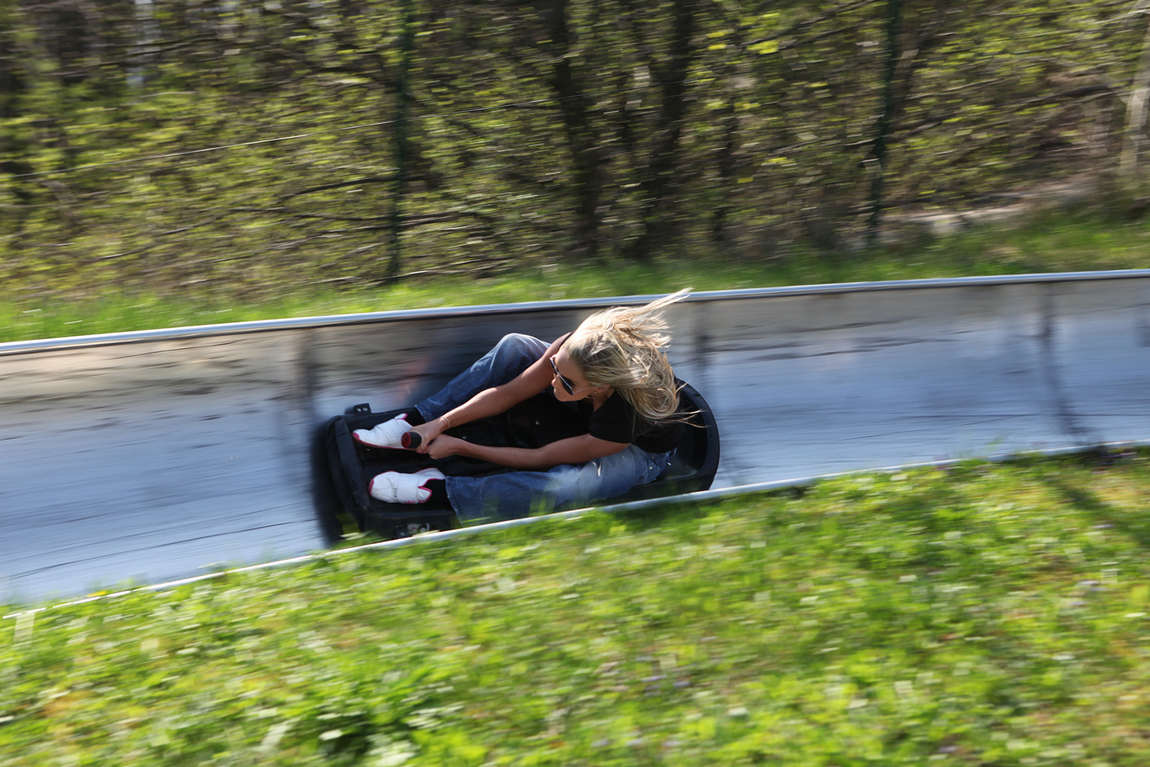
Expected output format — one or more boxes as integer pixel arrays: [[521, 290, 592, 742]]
[[579, 390, 682, 453]]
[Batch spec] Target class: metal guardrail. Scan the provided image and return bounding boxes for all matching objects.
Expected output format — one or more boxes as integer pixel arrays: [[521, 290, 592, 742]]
[[3, 270, 1148, 355], [2, 270, 1149, 605]]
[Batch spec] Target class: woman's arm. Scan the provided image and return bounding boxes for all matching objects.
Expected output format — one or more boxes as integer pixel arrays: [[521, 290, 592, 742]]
[[428, 433, 629, 470], [409, 335, 566, 450]]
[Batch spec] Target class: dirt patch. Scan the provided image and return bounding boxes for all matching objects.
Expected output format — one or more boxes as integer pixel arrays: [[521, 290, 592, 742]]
[[880, 174, 1100, 243]]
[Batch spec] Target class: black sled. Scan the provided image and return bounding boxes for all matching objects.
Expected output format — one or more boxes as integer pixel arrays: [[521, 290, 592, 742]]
[[321, 382, 720, 539]]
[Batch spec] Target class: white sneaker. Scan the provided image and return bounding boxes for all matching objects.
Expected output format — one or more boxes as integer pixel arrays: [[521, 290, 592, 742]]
[[369, 468, 445, 504], [353, 414, 411, 449]]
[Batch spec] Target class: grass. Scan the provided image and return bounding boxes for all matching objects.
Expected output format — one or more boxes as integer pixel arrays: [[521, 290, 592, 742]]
[[3, 450, 1149, 765], [1, 207, 1147, 344]]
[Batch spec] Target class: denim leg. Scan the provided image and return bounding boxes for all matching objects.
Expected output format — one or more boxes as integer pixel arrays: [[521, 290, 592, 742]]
[[445, 446, 673, 524], [415, 333, 550, 422]]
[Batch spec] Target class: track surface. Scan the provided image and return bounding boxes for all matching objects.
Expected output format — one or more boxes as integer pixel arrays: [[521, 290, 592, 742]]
[[3, 272, 1148, 605]]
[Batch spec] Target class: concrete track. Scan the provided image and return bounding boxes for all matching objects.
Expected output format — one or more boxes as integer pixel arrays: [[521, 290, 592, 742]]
[[2, 271, 1148, 605]]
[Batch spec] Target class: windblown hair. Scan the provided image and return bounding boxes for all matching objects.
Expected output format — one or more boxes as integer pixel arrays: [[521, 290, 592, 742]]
[[564, 288, 690, 422]]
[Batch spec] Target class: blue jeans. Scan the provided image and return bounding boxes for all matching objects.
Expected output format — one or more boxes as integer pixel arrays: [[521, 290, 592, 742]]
[[415, 333, 673, 523]]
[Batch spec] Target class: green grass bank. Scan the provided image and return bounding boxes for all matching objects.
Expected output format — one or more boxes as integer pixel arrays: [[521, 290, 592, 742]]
[[4, 450, 1149, 765], [2, 209, 1147, 344]]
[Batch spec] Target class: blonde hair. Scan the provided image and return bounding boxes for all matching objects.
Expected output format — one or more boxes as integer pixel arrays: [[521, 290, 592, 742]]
[[564, 288, 690, 422]]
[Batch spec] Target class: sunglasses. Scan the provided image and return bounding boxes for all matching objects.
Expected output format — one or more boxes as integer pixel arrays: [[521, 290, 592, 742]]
[[550, 356, 576, 395]]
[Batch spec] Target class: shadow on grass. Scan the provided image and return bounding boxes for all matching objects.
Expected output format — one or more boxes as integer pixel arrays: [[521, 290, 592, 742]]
[[606, 486, 809, 538], [1043, 474, 1150, 549]]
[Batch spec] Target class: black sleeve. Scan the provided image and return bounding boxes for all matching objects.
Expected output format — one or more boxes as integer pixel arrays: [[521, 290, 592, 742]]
[[588, 393, 639, 444]]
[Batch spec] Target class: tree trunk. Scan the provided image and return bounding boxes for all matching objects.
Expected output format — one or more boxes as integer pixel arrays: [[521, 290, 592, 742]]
[[710, 92, 738, 252], [0, 4, 33, 252], [537, 0, 603, 260], [385, 0, 415, 282], [865, 0, 903, 248], [1120, 9, 1150, 180], [626, 0, 696, 262], [130, 0, 158, 88], [864, 1, 950, 247]]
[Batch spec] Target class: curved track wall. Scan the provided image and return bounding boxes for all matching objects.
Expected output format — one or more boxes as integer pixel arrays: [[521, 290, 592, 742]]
[[2, 271, 1148, 604]]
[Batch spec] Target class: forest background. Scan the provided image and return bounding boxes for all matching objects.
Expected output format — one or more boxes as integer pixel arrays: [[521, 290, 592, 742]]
[[2, 0, 1150, 307]]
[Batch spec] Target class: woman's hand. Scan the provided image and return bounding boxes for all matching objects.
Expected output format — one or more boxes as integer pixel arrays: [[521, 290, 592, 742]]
[[407, 419, 447, 453], [426, 434, 469, 460]]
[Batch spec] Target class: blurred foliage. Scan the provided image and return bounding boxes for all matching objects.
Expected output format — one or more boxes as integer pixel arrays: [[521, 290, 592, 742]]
[[2, 203, 1148, 342], [3, 449, 1149, 763], [0, 0, 1148, 305]]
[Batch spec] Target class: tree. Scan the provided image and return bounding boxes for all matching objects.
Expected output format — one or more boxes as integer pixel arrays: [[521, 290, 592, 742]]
[[1121, 1, 1150, 181], [624, 0, 696, 262]]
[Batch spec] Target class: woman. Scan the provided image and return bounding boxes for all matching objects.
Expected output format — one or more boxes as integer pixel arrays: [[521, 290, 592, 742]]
[[353, 289, 689, 523]]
